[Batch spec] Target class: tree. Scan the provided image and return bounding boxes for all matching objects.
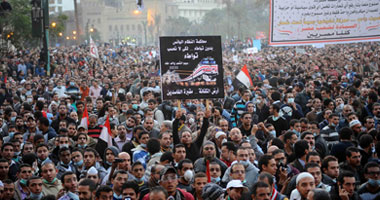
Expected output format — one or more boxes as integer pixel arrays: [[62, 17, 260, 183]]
[[0, 0, 34, 48], [194, 0, 269, 40], [163, 16, 192, 36], [50, 14, 68, 40]]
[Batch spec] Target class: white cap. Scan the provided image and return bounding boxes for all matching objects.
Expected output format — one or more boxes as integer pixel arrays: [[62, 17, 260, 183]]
[[349, 120, 361, 128], [215, 131, 226, 139], [226, 180, 248, 192], [296, 172, 314, 185], [87, 166, 98, 175]]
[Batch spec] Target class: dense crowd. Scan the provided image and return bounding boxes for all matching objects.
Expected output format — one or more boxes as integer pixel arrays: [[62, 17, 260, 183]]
[[0, 40, 379, 200]]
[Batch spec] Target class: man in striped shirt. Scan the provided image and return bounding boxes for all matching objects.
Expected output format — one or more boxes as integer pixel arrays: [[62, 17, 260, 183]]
[[320, 113, 340, 149], [230, 89, 251, 128], [87, 114, 102, 141]]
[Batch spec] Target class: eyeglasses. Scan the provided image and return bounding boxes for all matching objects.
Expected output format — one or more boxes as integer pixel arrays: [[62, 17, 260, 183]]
[[161, 175, 178, 182]]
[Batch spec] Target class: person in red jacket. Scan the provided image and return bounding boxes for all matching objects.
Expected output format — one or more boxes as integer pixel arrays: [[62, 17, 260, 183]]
[[142, 166, 194, 200]]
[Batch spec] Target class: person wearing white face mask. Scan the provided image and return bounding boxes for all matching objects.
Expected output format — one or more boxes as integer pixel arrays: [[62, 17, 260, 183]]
[[177, 159, 194, 193], [280, 92, 304, 121], [255, 93, 270, 123]]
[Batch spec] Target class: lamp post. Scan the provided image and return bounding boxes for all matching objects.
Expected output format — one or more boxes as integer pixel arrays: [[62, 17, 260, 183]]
[[42, 0, 50, 76], [142, 21, 147, 46]]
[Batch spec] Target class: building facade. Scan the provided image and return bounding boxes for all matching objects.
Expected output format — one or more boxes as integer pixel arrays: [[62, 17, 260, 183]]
[[78, 0, 224, 45], [49, 0, 75, 14]]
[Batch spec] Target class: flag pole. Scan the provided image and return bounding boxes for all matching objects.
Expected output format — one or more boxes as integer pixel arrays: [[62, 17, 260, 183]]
[[93, 60, 96, 78]]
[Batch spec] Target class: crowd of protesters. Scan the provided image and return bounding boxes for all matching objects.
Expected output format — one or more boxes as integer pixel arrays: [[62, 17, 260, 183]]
[[0, 40, 379, 200]]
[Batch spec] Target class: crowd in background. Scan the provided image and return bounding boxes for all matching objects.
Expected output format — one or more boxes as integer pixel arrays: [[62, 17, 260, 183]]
[[0, 40, 379, 200]]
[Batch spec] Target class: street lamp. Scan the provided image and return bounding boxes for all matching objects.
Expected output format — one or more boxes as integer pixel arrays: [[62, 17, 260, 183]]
[[73, 30, 77, 35], [133, 10, 141, 15], [51, 22, 56, 28], [66, 36, 70, 40], [73, 36, 77, 40], [58, 32, 63, 37], [90, 28, 94, 33]]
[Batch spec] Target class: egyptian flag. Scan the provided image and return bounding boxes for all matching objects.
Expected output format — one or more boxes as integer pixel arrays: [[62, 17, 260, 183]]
[[95, 115, 113, 155], [79, 105, 89, 129], [233, 64, 253, 89], [89, 36, 99, 59]]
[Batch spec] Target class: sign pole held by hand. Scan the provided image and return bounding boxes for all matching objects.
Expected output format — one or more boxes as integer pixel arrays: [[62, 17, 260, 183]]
[[205, 99, 209, 111], [177, 100, 181, 111]]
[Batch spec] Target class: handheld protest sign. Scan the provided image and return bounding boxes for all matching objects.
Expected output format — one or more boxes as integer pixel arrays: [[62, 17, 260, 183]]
[[159, 36, 225, 100]]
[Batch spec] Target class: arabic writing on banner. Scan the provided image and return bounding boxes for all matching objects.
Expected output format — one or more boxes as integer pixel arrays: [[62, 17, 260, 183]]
[[269, 0, 380, 45], [159, 36, 224, 100]]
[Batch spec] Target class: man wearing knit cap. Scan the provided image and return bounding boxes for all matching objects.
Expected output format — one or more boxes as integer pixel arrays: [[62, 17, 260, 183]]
[[194, 141, 228, 180], [86, 166, 100, 186], [214, 131, 227, 153], [290, 172, 315, 200], [103, 146, 119, 170], [349, 120, 362, 136], [202, 183, 224, 200]]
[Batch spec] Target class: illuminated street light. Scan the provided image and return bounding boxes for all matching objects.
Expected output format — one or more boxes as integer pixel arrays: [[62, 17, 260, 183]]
[[51, 22, 56, 28], [90, 28, 94, 32], [133, 10, 141, 15], [66, 36, 70, 40], [73, 30, 77, 35], [73, 36, 77, 40], [58, 32, 63, 37]]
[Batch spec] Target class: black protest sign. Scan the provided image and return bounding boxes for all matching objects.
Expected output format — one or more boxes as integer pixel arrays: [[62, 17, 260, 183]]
[[159, 36, 224, 100]]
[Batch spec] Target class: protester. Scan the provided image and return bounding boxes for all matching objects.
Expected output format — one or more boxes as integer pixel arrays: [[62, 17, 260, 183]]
[[1, 37, 380, 200]]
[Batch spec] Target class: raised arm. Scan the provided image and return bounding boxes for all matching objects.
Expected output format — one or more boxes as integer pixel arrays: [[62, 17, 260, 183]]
[[172, 110, 181, 145], [195, 109, 211, 147]]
